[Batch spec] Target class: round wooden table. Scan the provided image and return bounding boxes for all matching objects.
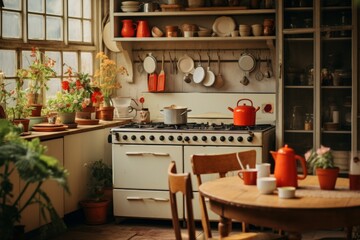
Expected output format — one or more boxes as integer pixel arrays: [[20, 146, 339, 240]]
[[199, 176, 360, 239]]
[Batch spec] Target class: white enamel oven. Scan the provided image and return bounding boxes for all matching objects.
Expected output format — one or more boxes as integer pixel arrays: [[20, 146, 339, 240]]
[[110, 123, 275, 220]]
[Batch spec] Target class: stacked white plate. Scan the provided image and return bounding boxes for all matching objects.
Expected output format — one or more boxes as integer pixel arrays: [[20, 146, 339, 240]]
[[121, 1, 140, 12], [332, 151, 350, 171]]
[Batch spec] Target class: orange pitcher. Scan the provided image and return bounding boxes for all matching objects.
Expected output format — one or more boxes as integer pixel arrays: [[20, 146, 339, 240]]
[[271, 144, 307, 188], [121, 19, 137, 37]]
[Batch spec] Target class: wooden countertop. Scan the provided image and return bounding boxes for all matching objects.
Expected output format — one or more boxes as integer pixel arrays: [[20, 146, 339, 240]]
[[21, 118, 131, 141]]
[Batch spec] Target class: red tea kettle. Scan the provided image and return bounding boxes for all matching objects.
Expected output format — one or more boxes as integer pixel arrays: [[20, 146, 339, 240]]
[[228, 98, 260, 126], [271, 144, 307, 188], [136, 20, 150, 37]]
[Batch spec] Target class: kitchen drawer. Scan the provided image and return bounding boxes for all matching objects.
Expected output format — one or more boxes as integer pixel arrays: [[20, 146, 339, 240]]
[[113, 189, 182, 219], [112, 144, 182, 190]]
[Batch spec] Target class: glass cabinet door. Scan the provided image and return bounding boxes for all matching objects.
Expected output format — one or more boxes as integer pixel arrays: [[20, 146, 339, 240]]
[[279, 0, 357, 176], [281, 0, 314, 155], [319, 1, 353, 174]]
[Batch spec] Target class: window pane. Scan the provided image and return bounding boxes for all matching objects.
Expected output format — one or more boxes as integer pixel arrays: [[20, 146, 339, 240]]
[[46, 0, 63, 15], [2, 11, 22, 38], [68, 0, 81, 17], [46, 78, 61, 98], [46, 16, 63, 40], [81, 52, 93, 74], [0, 50, 17, 77], [68, 18, 82, 41], [63, 52, 78, 73], [3, 0, 21, 10], [28, 0, 44, 13], [21, 51, 33, 69], [45, 51, 61, 76], [83, 20, 91, 43], [83, 0, 91, 19], [28, 14, 45, 40]]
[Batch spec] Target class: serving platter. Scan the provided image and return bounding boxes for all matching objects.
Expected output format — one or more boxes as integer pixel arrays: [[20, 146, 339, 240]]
[[212, 16, 236, 37]]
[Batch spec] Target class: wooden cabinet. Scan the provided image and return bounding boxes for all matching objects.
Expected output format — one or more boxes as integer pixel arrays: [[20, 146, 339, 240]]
[[63, 129, 108, 214], [20, 138, 64, 232], [277, 0, 358, 174]]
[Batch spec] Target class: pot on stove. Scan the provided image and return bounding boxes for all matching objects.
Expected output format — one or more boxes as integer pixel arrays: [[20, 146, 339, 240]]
[[228, 98, 260, 126], [160, 105, 192, 125]]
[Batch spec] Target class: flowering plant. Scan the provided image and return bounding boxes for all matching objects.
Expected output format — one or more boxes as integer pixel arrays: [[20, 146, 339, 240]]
[[46, 67, 88, 113], [91, 52, 127, 107], [305, 145, 335, 174], [5, 78, 33, 120], [17, 47, 56, 104], [0, 71, 10, 105]]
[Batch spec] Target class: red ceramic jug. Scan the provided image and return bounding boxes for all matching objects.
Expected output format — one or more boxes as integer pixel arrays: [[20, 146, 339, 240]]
[[271, 144, 307, 188], [136, 20, 150, 37], [121, 19, 137, 37]]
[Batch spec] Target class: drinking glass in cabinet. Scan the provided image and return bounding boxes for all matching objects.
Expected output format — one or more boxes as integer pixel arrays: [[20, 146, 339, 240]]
[[289, 106, 304, 130]]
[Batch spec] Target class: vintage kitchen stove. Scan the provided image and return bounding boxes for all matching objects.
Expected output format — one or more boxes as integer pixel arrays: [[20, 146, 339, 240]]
[[110, 121, 275, 221]]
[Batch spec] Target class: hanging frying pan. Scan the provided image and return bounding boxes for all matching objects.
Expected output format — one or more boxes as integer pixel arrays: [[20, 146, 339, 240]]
[[143, 53, 158, 92], [238, 52, 256, 85]]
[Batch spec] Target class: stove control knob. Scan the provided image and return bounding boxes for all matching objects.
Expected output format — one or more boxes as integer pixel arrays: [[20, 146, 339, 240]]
[[168, 136, 174, 141], [220, 136, 226, 142], [177, 136, 183, 141], [131, 135, 136, 140], [184, 136, 190, 142], [202, 136, 207, 142], [140, 135, 145, 141], [192, 136, 198, 141], [211, 136, 217, 142], [159, 135, 165, 141], [149, 135, 155, 141], [228, 136, 234, 142], [122, 135, 128, 140], [115, 132, 120, 141], [247, 136, 253, 142], [237, 136, 243, 142]]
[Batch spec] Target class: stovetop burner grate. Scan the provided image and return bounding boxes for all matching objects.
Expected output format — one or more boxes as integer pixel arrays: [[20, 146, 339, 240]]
[[116, 122, 274, 132]]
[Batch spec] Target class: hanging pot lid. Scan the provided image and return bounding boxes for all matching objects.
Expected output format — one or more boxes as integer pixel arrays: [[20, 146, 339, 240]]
[[143, 53, 157, 74]]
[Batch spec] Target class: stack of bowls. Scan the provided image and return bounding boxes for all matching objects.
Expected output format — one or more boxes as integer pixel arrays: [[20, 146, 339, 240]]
[[121, 1, 140, 12], [197, 26, 212, 37], [251, 24, 263, 36], [239, 24, 251, 37]]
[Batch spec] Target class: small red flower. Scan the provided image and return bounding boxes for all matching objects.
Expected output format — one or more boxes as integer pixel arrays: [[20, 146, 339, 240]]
[[62, 81, 70, 91]]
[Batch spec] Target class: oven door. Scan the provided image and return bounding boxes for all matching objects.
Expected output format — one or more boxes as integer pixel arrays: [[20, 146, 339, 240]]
[[112, 144, 183, 219], [184, 146, 262, 221]]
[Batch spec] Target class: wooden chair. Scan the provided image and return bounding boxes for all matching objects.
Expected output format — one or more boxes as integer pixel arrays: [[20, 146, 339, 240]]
[[168, 161, 283, 240], [191, 150, 257, 239]]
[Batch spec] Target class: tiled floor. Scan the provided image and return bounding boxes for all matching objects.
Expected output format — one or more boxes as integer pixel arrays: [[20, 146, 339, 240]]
[[28, 216, 351, 240]]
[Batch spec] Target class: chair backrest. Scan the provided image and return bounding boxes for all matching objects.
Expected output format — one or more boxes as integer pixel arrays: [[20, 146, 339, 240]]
[[168, 161, 196, 240], [191, 150, 257, 239]]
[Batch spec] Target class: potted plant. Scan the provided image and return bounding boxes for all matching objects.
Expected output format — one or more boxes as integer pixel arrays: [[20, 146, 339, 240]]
[[91, 52, 128, 121], [5, 77, 33, 132], [305, 145, 339, 190], [17, 47, 56, 116], [0, 119, 69, 240], [80, 159, 112, 225], [46, 67, 86, 125]]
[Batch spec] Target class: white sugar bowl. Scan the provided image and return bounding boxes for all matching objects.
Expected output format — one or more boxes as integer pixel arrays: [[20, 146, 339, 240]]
[[257, 177, 276, 194], [278, 186, 296, 199]]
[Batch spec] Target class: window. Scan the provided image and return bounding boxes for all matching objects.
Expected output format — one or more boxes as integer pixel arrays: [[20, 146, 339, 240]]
[[0, 0, 96, 105]]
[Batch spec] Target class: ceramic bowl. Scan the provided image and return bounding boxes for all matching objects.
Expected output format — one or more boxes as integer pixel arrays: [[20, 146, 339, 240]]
[[151, 26, 164, 37], [257, 177, 276, 194], [278, 186, 296, 199]]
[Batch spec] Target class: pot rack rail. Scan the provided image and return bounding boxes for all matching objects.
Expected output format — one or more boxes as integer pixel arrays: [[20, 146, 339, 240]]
[[131, 48, 272, 63]]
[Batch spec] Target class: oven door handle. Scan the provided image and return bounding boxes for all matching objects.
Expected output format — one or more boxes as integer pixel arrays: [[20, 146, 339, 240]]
[[125, 152, 170, 156], [127, 196, 169, 202]]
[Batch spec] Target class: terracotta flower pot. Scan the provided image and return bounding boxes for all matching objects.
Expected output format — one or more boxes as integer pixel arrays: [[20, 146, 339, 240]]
[[316, 167, 339, 190], [13, 119, 30, 132], [58, 112, 76, 124], [97, 106, 115, 121], [80, 199, 110, 225], [30, 104, 43, 117]]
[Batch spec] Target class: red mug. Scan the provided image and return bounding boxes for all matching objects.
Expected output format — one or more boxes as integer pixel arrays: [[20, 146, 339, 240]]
[[349, 174, 360, 190], [238, 169, 257, 185]]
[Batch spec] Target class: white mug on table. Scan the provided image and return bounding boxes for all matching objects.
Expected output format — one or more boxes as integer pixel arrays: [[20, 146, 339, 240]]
[[256, 163, 270, 178]]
